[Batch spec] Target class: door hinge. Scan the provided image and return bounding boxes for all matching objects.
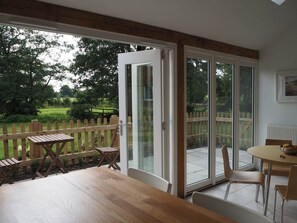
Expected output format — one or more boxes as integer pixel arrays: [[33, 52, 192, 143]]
[[161, 50, 165, 59]]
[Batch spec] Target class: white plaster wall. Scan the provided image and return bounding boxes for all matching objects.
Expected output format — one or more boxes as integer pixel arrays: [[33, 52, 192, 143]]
[[258, 21, 297, 145]]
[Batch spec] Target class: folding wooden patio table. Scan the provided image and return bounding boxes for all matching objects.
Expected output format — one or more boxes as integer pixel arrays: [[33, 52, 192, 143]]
[[27, 133, 74, 179]]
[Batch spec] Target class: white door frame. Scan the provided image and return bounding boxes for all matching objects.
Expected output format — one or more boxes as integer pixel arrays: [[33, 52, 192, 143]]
[[118, 49, 163, 176]]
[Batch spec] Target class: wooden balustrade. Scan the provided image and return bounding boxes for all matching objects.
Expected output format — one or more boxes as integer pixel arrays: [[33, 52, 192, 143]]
[[187, 112, 252, 149], [0, 116, 120, 170], [0, 112, 252, 171]]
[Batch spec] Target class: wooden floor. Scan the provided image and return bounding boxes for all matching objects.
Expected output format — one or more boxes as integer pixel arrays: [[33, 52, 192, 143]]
[[187, 175, 297, 223]]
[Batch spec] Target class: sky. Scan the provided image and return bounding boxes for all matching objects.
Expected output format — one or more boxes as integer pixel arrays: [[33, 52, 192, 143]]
[[51, 34, 79, 92], [39, 31, 79, 92]]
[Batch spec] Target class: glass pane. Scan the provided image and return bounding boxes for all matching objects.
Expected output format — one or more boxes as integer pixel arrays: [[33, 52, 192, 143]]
[[239, 66, 254, 167], [186, 57, 210, 186], [216, 62, 234, 176], [126, 64, 154, 173]]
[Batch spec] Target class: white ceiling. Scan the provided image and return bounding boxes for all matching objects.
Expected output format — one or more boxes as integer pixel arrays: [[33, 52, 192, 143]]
[[39, 0, 297, 50]]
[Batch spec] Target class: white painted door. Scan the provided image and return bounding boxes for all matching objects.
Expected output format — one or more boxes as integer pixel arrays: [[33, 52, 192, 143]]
[[118, 49, 163, 176]]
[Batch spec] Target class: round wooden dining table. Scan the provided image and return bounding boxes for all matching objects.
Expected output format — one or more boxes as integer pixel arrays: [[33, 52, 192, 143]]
[[247, 145, 297, 215]]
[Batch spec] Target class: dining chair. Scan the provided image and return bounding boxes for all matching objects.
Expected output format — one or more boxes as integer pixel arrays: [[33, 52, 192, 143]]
[[127, 168, 171, 193], [192, 192, 273, 223], [262, 139, 292, 176], [222, 145, 265, 203], [273, 165, 297, 223], [256, 139, 292, 203]]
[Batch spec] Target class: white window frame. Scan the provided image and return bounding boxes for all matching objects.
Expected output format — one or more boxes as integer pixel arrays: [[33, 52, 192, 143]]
[[185, 46, 257, 192]]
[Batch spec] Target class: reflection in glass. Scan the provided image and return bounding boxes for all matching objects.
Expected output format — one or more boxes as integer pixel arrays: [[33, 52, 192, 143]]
[[216, 62, 234, 176], [126, 64, 154, 173], [239, 66, 254, 167], [186, 58, 210, 186]]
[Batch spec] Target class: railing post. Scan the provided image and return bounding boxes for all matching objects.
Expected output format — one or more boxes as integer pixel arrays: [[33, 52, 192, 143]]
[[110, 115, 119, 147], [31, 119, 41, 158], [3, 125, 9, 159]]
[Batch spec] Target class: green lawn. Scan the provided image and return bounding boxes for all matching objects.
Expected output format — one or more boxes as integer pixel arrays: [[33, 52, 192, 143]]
[[39, 107, 70, 115]]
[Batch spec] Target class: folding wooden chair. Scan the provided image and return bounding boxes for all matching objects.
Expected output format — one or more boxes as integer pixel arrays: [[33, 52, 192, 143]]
[[95, 126, 120, 170], [0, 158, 20, 186]]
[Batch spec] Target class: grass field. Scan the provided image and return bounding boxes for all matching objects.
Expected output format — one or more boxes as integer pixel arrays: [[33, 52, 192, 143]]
[[39, 107, 70, 115], [38, 107, 117, 115]]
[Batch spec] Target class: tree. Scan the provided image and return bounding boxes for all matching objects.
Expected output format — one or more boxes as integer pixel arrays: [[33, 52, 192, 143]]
[[60, 85, 73, 97], [0, 25, 69, 116], [216, 63, 233, 112], [68, 90, 96, 120], [186, 58, 208, 112], [240, 66, 253, 112], [62, 97, 72, 107], [70, 38, 132, 108]]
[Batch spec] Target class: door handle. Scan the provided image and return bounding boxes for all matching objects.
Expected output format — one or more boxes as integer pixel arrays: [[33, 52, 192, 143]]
[[118, 120, 126, 136]]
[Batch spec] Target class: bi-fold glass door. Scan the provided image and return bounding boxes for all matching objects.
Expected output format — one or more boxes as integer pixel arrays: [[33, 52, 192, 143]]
[[186, 49, 255, 192], [186, 53, 211, 190]]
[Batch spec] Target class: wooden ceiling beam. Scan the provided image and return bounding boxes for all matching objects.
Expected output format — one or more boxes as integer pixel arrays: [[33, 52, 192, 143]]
[[0, 0, 259, 59]]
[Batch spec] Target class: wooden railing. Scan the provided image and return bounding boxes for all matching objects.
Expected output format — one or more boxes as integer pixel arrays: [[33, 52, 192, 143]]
[[0, 115, 120, 170], [187, 112, 252, 149], [0, 112, 252, 171]]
